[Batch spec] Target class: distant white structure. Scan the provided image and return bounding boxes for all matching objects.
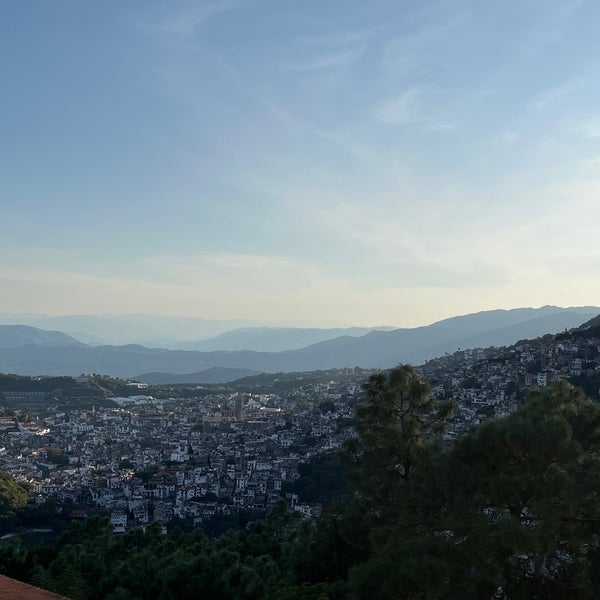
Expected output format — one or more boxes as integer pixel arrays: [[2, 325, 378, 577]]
[[110, 395, 154, 407]]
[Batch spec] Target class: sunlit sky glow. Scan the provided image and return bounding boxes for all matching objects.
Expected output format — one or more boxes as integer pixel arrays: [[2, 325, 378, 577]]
[[2, 0, 600, 327]]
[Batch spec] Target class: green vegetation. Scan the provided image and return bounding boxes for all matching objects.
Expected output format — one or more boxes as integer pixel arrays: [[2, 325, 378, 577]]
[[0, 471, 28, 532], [283, 452, 350, 504], [230, 369, 372, 394], [0, 373, 125, 413], [2, 369, 600, 598], [46, 447, 69, 466], [0, 372, 242, 414], [346, 374, 600, 599]]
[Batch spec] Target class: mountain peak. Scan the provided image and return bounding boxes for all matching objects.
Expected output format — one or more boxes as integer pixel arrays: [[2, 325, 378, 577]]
[[0, 325, 83, 349]]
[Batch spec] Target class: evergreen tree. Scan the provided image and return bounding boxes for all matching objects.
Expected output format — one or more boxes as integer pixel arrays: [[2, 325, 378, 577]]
[[345, 364, 454, 521], [349, 380, 600, 599]]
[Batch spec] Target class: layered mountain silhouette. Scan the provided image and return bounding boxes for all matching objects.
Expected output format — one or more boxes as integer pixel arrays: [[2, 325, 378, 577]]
[[0, 306, 597, 381], [176, 326, 395, 352], [0, 325, 83, 349], [0, 314, 269, 347]]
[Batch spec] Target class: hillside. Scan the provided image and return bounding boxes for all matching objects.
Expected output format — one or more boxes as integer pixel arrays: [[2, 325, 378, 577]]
[[135, 367, 260, 385]]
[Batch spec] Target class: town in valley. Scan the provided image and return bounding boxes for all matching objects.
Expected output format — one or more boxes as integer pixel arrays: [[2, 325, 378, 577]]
[[1, 319, 599, 537]]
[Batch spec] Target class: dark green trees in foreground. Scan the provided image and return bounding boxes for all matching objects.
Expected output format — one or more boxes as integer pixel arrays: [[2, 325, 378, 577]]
[[2, 367, 600, 599], [348, 370, 600, 599]]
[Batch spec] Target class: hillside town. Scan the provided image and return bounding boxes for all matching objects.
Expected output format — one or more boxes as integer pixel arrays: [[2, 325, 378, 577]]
[[421, 321, 600, 438], [1, 322, 599, 534], [0, 370, 367, 532]]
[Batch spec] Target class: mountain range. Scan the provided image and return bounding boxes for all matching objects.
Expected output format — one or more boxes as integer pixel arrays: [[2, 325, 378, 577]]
[[0, 314, 390, 348], [175, 326, 396, 352], [0, 306, 597, 382], [0, 314, 268, 347]]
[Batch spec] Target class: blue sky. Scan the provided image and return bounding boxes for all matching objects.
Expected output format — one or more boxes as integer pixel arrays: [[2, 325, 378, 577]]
[[1, 0, 599, 326]]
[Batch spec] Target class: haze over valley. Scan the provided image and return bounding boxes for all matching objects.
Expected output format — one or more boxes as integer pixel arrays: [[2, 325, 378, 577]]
[[0, 306, 597, 381]]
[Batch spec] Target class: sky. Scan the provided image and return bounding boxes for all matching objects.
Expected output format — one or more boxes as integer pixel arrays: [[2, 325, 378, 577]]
[[1, 0, 600, 328]]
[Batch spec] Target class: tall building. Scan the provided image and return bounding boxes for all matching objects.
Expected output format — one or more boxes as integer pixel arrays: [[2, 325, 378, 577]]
[[234, 395, 245, 422]]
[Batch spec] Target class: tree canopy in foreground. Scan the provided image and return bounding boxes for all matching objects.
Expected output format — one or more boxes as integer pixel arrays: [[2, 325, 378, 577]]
[[348, 373, 600, 599]]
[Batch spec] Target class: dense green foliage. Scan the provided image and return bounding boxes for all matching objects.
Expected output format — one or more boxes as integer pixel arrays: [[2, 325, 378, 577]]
[[283, 453, 350, 504], [346, 374, 600, 599], [46, 447, 70, 466], [0, 373, 184, 412], [0, 471, 29, 532], [2, 369, 600, 599], [0, 505, 350, 600]]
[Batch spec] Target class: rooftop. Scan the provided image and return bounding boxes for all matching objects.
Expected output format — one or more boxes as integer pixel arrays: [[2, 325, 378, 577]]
[[0, 574, 70, 600]]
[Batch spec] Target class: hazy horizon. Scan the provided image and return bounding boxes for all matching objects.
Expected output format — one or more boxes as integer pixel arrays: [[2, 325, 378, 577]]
[[0, 303, 598, 333], [2, 2, 600, 326]]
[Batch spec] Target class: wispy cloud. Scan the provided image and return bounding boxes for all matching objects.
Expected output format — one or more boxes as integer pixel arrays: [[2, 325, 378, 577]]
[[522, 0, 585, 52], [562, 113, 600, 138], [191, 252, 299, 272], [311, 197, 508, 288], [383, 12, 469, 61], [282, 27, 371, 72], [297, 29, 374, 48], [380, 9, 470, 74], [533, 75, 592, 109], [144, 252, 322, 290], [136, 1, 238, 36], [376, 86, 455, 131], [282, 45, 366, 72], [309, 127, 375, 161]]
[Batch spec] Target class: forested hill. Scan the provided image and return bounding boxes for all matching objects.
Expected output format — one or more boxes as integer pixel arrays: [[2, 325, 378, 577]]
[[0, 374, 143, 412]]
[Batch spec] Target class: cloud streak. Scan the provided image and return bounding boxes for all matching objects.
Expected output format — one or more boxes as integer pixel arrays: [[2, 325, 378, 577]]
[[375, 86, 456, 131], [136, 1, 238, 36], [282, 45, 366, 72]]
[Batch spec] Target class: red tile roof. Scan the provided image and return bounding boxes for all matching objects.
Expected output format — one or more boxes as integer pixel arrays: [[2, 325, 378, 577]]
[[0, 574, 71, 599]]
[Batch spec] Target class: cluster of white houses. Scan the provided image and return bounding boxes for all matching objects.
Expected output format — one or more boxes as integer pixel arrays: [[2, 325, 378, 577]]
[[421, 323, 600, 438], [0, 379, 360, 530]]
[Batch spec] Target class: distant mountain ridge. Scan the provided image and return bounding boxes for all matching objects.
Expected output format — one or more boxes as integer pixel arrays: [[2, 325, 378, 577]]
[[177, 326, 395, 352], [0, 306, 597, 380], [0, 325, 82, 349], [0, 314, 393, 350], [0, 314, 268, 347]]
